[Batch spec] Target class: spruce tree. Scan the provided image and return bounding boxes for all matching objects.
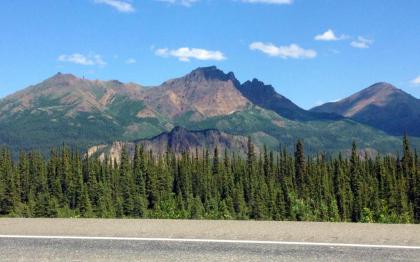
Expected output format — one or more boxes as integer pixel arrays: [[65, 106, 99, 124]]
[[294, 140, 306, 199], [119, 148, 134, 215], [350, 141, 362, 222], [79, 186, 93, 218]]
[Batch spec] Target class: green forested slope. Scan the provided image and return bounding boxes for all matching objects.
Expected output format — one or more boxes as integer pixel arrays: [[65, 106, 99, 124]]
[[0, 137, 419, 223]]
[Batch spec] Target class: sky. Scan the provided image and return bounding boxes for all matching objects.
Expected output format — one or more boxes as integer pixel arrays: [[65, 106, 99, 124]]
[[1, 0, 420, 109]]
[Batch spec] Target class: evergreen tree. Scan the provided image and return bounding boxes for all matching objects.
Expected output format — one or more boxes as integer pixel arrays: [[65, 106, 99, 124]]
[[0, 149, 19, 215], [79, 186, 93, 217], [294, 140, 306, 198], [350, 141, 362, 222], [119, 148, 134, 215]]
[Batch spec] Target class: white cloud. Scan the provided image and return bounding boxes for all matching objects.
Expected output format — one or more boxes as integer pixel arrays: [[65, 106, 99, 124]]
[[156, 0, 198, 7], [240, 0, 293, 4], [411, 76, 420, 86], [155, 47, 226, 62], [315, 29, 347, 41], [350, 36, 373, 49], [125, 58, 137, 64], [94, 0, 135, 13], [58, 53, 106, 66], [249, 42, 317, 59]]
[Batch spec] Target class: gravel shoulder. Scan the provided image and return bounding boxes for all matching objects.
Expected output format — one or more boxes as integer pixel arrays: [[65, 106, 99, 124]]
[[1, 218, 420, 246]]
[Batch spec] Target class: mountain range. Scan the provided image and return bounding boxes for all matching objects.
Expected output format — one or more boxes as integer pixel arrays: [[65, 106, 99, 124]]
[[0, 66, 418, 155]]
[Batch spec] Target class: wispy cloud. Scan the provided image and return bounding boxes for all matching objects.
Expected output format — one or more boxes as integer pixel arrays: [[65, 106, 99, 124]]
[[94, 0, 135, 13], [350, 36, 373, 49], [125, 58, 137, 64], [314, 29, 347, 41], [240, 0, 293, 4], [249, 42, 317, 59], [411, 76, 420, 86], [156, 0, 198, 7], [155, 47, 226, 62], [58, 53, 106, 66]]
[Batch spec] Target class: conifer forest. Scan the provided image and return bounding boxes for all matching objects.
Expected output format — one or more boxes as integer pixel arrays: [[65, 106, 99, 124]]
[[0, 136, 419, 224]]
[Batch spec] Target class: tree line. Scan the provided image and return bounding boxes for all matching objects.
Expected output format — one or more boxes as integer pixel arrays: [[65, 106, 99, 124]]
[[0, 136, 419, 223]]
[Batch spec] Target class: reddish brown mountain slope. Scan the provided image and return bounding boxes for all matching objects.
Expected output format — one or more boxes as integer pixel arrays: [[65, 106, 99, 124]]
[[311, 82, 420, 136]]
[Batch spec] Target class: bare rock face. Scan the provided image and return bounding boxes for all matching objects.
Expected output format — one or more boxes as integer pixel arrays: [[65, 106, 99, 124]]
[[90, 126, 253, 162], [142, 66, 250, 118], [311, 82, 420, 136], [139, 126, 250, 155]]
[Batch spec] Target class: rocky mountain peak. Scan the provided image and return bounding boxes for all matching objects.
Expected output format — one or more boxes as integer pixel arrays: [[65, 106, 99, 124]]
[[368, 82, 397, 90], [361, 82, 400, 97], [186, 66, 240, 86], [341, 82, 404, 107], [47, 72, 78, 83], [149, 66, 249, 118], [241, 78, 276, 94], [37, 72, 87, 92]]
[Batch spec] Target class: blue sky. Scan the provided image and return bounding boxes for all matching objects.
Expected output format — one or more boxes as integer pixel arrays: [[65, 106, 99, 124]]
[[1, 0, 419, 109]]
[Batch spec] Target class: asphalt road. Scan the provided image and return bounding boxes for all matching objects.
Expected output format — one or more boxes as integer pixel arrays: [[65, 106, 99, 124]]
[[1, 219, 420, 261], [2, 237, 420, 261]]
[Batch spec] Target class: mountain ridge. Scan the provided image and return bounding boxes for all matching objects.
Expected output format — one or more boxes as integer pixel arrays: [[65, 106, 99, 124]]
[[311, 82, 420, 136], [238, 78, 342, 121]]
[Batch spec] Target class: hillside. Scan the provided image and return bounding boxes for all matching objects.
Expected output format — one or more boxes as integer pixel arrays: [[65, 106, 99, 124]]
[[0, 73, 167, 152], [311, 82, 420, 136]]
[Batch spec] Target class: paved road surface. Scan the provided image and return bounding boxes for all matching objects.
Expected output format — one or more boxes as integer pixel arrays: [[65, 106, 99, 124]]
[[1, 219, 420, 261]]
